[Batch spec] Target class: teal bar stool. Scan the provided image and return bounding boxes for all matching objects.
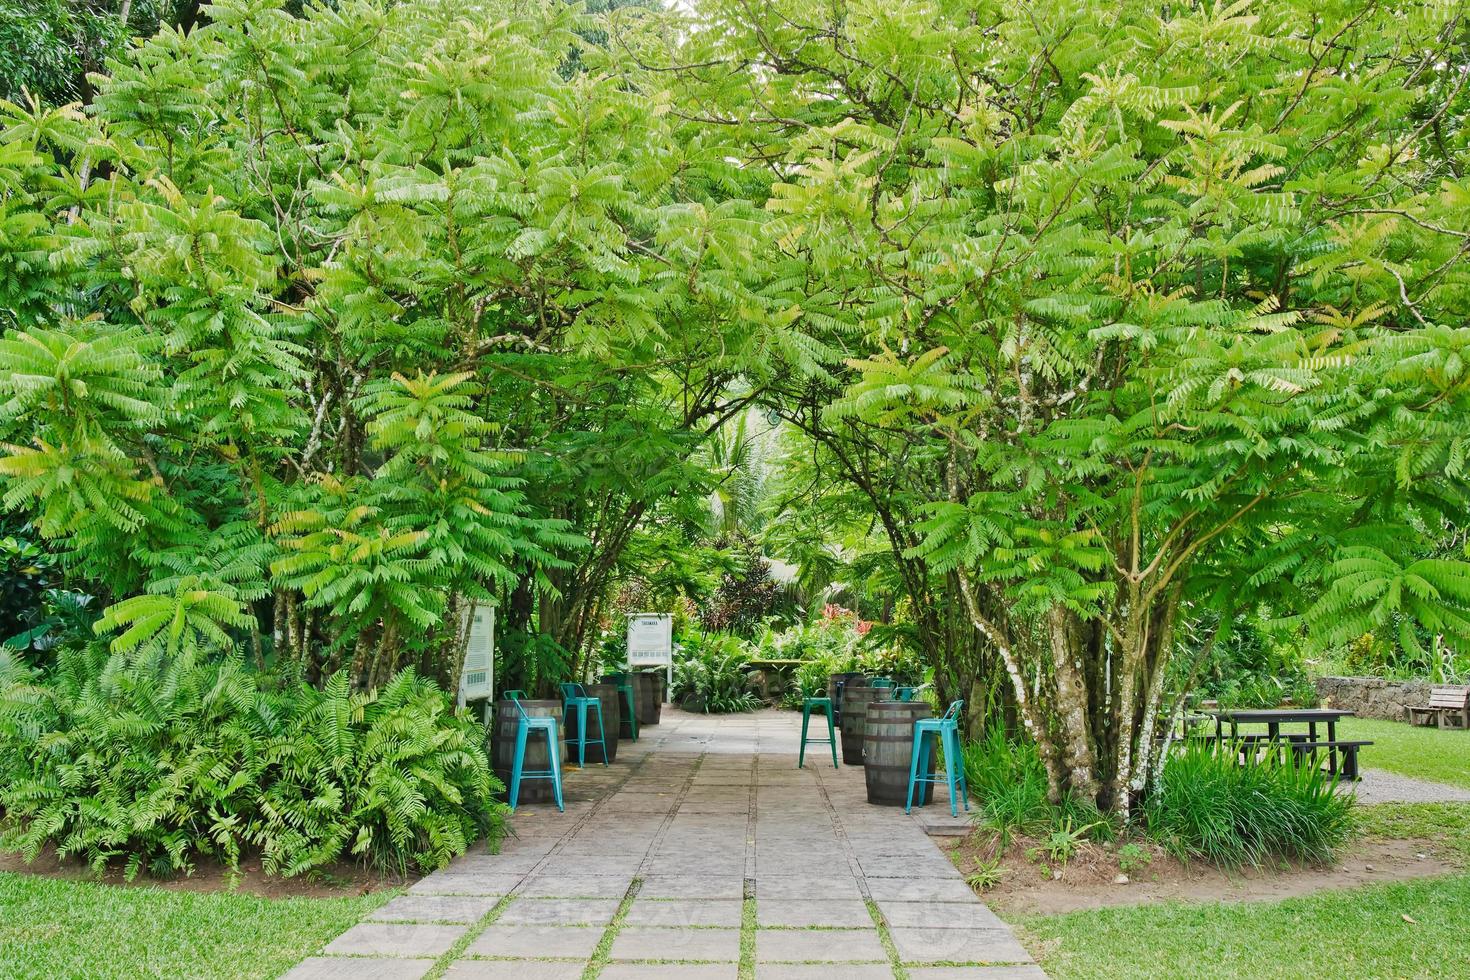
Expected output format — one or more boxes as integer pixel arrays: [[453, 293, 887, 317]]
[[504, 690, 564, 811], [798, 696, 839, 768], [905, 699, 970, 817], [871, 677, 895, 690], [559, 682, 609, 768], [603, 671, 639, 742], [893, 686, 916, 702]]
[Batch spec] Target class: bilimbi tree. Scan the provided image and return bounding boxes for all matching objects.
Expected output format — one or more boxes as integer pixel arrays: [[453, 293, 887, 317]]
[[610, 0, 1470, 815]]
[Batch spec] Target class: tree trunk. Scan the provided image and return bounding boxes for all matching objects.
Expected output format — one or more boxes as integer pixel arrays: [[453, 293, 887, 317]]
[[1048, 606, 1100, 805]]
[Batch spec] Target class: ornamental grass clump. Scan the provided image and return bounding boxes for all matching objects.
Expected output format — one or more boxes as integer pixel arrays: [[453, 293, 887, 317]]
[[1143, 742, 1352, 866], [962, 728, 1052, 845]]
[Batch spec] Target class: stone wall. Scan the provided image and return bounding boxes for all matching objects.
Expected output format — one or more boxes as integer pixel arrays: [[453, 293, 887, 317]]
[[1314, 675, 1435, 722]]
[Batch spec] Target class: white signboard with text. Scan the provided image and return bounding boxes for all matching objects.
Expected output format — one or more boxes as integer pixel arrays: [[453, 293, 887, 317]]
[[457, 602, 495, 709], [626, 613, 673, 667]]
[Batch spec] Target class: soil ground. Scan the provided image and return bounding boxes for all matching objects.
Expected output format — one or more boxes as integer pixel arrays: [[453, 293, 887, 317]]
[[0, 846, 414, 899], [947, 829, 1460, 916]]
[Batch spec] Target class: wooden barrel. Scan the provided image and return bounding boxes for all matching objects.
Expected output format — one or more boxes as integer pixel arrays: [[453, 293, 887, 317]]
[[839, 685, 885, 765], [490, 699, 565, 803], [570, 682, 620, 763], [601, 674, 638, 739], [864, 701, 935, 806], [828, 672, 867, 729], [634, 671, 663, 725]]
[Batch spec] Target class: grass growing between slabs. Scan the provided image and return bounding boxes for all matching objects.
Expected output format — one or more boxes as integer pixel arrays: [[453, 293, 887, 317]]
[[1336, 717, 1470, 789], [0, 871, 388, 980], [738, 891, 757, 980], [1019, 873, 1470, 979]]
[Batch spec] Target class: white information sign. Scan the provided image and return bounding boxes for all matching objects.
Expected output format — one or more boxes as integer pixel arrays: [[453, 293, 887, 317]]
[[457, 602, 495, 708], [626, 613, 673, 667]]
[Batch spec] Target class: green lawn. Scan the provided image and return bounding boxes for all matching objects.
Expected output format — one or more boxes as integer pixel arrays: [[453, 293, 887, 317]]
[[1338, 717, 1470, 789], [1356, 802, 1470, 862], [0, 872, 387, 979], [1018, 798, 1470, 978], [1020, 873, 1470, 979]]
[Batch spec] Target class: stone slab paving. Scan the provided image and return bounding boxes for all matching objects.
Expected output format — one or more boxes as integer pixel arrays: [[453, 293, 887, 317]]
[[285, 707, 1042, 979], [290, 959, 434, 979]]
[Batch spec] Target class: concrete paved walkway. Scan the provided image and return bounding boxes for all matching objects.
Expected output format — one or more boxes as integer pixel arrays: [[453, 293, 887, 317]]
[[286, 707, 1042, 979]]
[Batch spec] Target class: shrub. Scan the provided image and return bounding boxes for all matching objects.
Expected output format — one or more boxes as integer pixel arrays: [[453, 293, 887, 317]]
[[698, 535, 792, 637], [783, 656, 840, 707], [763, 611, 925, 709], [856, 644, 926, 687], [0, 646, 504, 880], [1183, 613, 1320, 709], [496, 628, 573, 698], [0, 527, 54, 643], [1, 524, 94, 663], [1143, 743, 1352, 866], [671, 632, 760, 713], [757, 615, 861, 664]]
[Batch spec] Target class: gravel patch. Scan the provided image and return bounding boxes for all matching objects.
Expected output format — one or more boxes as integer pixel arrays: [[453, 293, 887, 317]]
[[1341, 768, 1470, 804]]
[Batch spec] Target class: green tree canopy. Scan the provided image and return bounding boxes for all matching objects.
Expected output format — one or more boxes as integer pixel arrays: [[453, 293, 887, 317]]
[[0, 0, 770, 688], [3, 0, 1470, 825], [604, 0, 1470, 813]]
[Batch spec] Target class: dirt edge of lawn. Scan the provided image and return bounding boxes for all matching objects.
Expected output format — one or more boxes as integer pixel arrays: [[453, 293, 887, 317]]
[[0, 845, 416, 899], [946, 824, 1462, 917]]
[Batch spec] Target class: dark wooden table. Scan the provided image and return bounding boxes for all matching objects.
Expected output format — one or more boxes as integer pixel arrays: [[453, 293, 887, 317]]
[[1206, 708, 1367, 779]]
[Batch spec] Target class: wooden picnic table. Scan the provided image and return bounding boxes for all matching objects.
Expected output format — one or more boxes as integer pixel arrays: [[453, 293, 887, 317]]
[[1206, 708, 1369, 780]]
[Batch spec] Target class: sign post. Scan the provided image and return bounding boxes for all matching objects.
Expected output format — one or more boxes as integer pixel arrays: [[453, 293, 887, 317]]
[[625, 613, 673, 700], [457, 602, 495, 721]]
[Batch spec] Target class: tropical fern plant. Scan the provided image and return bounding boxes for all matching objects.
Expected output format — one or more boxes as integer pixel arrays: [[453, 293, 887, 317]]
[[671, 631, 760, 713], [0, 645, 504, 879]]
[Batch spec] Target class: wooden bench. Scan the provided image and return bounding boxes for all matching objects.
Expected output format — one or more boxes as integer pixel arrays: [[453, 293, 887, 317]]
[[1407, 686, 1470, 730], [1284, 739, 1373, 780]]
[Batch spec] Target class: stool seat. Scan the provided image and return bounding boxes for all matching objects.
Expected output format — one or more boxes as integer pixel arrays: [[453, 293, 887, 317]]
[[505, 693, 564, 812], [799, 696, 839, 769], [906, 700, 969, 817], [560, 683, 609, 769]]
